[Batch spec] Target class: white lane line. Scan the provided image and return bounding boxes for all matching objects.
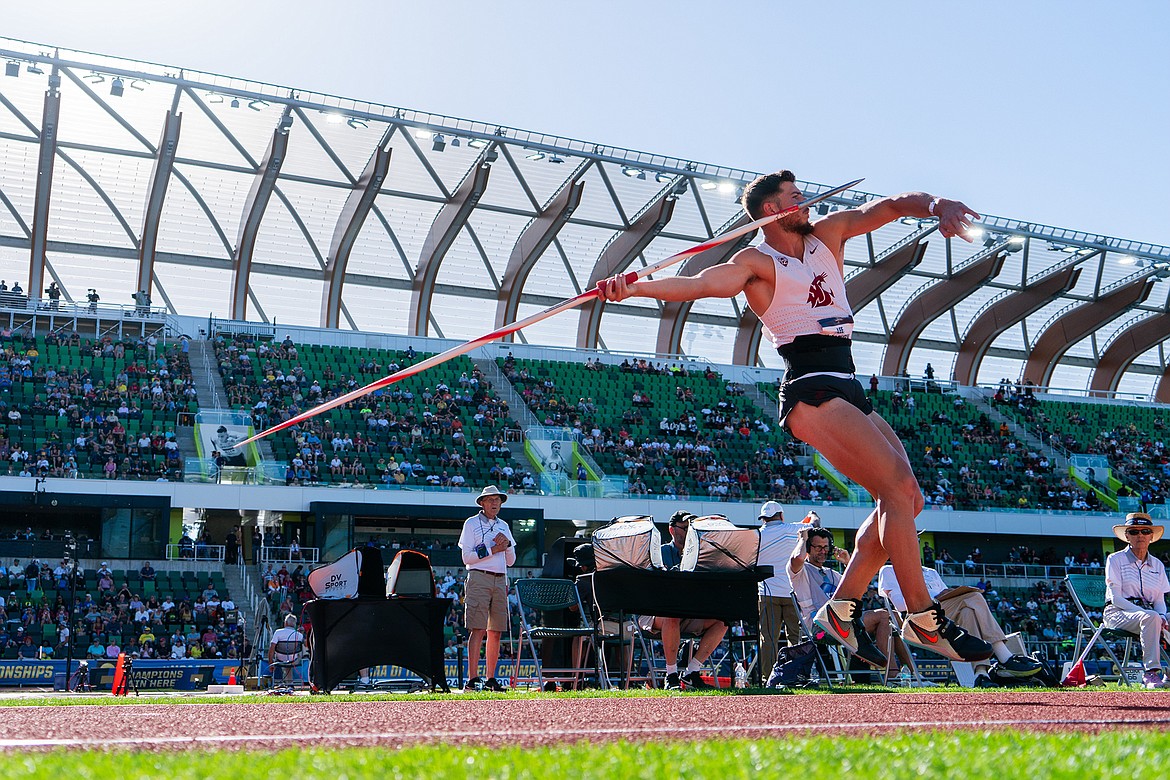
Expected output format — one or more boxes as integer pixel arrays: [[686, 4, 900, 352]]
[[1, 716, 1168, 749]]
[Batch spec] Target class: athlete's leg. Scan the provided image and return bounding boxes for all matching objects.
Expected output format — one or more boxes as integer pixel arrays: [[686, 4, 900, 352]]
[[787, 398, 931, 612]]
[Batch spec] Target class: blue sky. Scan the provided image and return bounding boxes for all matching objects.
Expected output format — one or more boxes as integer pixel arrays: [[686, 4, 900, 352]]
[[7, 0, 1169, 246]]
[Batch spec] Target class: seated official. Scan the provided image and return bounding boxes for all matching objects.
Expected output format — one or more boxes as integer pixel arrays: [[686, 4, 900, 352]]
[[1104, 513, 1170, 689], [789, 526, 912, 682], [267, 614, 306, 683], [638, 511, 727, 691], [878, 563, 1042, 687]]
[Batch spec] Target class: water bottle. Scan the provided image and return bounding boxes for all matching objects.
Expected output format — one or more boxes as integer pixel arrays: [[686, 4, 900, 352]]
[[734, 661, 748, 689]]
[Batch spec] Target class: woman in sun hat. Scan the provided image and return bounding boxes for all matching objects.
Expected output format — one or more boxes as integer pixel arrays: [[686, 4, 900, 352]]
[[1104, 512, 1170, 689]]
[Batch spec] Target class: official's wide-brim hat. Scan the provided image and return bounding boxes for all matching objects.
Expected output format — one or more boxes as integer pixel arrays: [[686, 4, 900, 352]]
[[475, 485, 508, 505], [1113, 512, 1164, 543]]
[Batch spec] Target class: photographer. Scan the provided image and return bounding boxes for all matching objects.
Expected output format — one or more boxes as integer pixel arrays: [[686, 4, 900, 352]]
[[788, 526, 912, 681], [457, 485, 516, 692], [45, 282, 61, 310], [86, 288, 100, 312]]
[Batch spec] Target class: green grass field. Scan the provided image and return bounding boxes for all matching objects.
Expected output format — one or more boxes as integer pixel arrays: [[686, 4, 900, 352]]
[[0, 731, 1160, 779]]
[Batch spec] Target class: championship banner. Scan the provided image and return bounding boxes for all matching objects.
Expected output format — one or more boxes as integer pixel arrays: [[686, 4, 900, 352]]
[[0, 659, 243, 689]]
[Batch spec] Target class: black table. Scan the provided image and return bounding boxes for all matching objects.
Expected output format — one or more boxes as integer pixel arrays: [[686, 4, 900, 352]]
[[592, 566, 771, 623], [305, 596, 452, 693], [590, 566, 772, 686]]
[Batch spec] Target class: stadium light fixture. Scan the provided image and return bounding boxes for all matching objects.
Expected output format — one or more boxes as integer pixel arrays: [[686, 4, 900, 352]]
[[130, 79, 147, 91], [699, 180, 718, 190], [524, 149, 545, 161], [622, 165, 645, 179], [432, 134, 446, 152], [654, 172, 673, 184], [816, 203, 830, 215], [1117, 255, 1138, 266], [230, 98, 240, 108], [207, 93, 224, 104], [83, 72, 105, 84], [347, 118, 368, 129], [414, 129, 431, 140], [4, 61, 19, 78], [26, 63, 44, 75], [1009, 235, 1026, 246], [109, 78, 124, 97], [547, 154, 564, 164], [323, 112, 344, 124], [716, 181, 736, 194], [248, 99, 268, 111], [467, 138, 489, 149], [450, 137, 461, 148]]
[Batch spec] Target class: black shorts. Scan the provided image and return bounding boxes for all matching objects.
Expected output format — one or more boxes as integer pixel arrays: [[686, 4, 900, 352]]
[[777, 374, 873, 432]]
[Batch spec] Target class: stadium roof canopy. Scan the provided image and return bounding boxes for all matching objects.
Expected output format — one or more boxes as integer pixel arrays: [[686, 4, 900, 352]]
[[3, 37, 1170, 400]]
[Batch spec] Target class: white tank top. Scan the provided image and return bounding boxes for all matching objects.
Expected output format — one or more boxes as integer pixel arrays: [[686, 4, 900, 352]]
[[755, 236, 854, 349]]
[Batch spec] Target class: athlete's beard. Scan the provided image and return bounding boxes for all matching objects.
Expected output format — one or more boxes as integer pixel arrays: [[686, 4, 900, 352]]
[[777, 216, 815, 236]]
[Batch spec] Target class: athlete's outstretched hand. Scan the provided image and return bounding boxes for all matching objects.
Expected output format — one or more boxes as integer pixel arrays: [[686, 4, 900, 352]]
[[935, 199, 981, 242], [596, 272, 636, 302]]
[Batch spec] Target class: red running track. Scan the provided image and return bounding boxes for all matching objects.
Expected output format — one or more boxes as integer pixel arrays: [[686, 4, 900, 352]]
[[2, 691, 1168, 751]]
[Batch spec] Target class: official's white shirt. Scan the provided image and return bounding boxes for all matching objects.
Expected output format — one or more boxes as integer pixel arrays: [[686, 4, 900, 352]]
[[269, 627, 304, 662], [787, 558, 841, 623], [877, 565, 947, 612], [1105, 549, 1170, 615], [758, 521, 800, 597], [458, 511, 517, 573]]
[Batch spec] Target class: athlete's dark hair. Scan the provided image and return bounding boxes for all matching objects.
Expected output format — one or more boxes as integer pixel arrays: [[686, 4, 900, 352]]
[[741, 170, 796, 219]]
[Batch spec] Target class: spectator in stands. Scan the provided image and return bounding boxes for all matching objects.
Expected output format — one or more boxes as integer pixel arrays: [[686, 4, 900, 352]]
[[457, 485, 516, 692], [139, 561, 156, 582], [1104, 513, 1170, 689], [878, 564, 1042, 687], [789, 527, 912, 682], [638, 511, 726, 690]]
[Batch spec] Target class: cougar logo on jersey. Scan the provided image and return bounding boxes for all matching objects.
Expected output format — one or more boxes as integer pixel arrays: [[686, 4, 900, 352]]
[[807, 272, 835, 308]]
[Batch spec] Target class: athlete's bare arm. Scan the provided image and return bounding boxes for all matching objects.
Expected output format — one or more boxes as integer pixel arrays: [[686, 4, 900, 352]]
[[595, 249, 772, 305], [813, 192, 980, 261]]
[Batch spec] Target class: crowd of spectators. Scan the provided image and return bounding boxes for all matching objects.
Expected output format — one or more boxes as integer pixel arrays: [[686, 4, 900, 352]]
[[0, 558, 244, 661], [215, 334, 514, 488], [0, 329, 193, 481], [506, 354, 834, 502]]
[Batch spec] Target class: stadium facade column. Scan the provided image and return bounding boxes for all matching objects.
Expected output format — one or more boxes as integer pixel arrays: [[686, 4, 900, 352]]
[[1023, 275, 1155, 387], [953, 264, 1081, 386], [28, 70, 61, 303], [230, 108, 292, 320], [321, 131, 394, 328], [494, 174, 587, 333], [655, 213, 756, 357], [576, 193, 676, 350], [136, 111, 183, 301], [880, 243, 1009, 378], [408, 155, 493, 336], [1090, 312, 1170, 398]]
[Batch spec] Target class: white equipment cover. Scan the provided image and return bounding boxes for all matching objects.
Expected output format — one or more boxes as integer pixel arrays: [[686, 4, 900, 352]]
[[591, 515, 664, 570], [307, 549, 361, 599], [682, 515, 761, 572]]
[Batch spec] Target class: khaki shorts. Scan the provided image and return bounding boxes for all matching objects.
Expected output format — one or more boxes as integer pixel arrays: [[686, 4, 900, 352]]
[[464, 569, 508, 632]]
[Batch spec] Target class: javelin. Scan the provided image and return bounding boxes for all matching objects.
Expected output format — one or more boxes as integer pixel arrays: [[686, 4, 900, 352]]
[[237, 177, 864, 445]]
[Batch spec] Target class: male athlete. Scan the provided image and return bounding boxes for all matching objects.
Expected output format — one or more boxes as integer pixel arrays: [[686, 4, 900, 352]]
[[597, 171, 992, 666]]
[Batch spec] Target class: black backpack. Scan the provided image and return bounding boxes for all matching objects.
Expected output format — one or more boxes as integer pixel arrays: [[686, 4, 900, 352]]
[[766, 640, 818, 687]]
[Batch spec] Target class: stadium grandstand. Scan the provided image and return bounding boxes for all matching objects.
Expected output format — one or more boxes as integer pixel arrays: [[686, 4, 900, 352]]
[[1, 36, 1169, 684]]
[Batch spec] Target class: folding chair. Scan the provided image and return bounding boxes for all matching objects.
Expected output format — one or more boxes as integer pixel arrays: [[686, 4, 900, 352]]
[[577, 573, 656, 689], [1064, 574, 1156, 685], [790, 595, 842, 687], [511, 578, 600, 691], [269, 639, 306, 692], [876, 591, 937, 688]]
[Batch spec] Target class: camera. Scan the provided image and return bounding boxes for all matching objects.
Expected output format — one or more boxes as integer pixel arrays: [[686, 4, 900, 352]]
[[475, 543, 489, 559]]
